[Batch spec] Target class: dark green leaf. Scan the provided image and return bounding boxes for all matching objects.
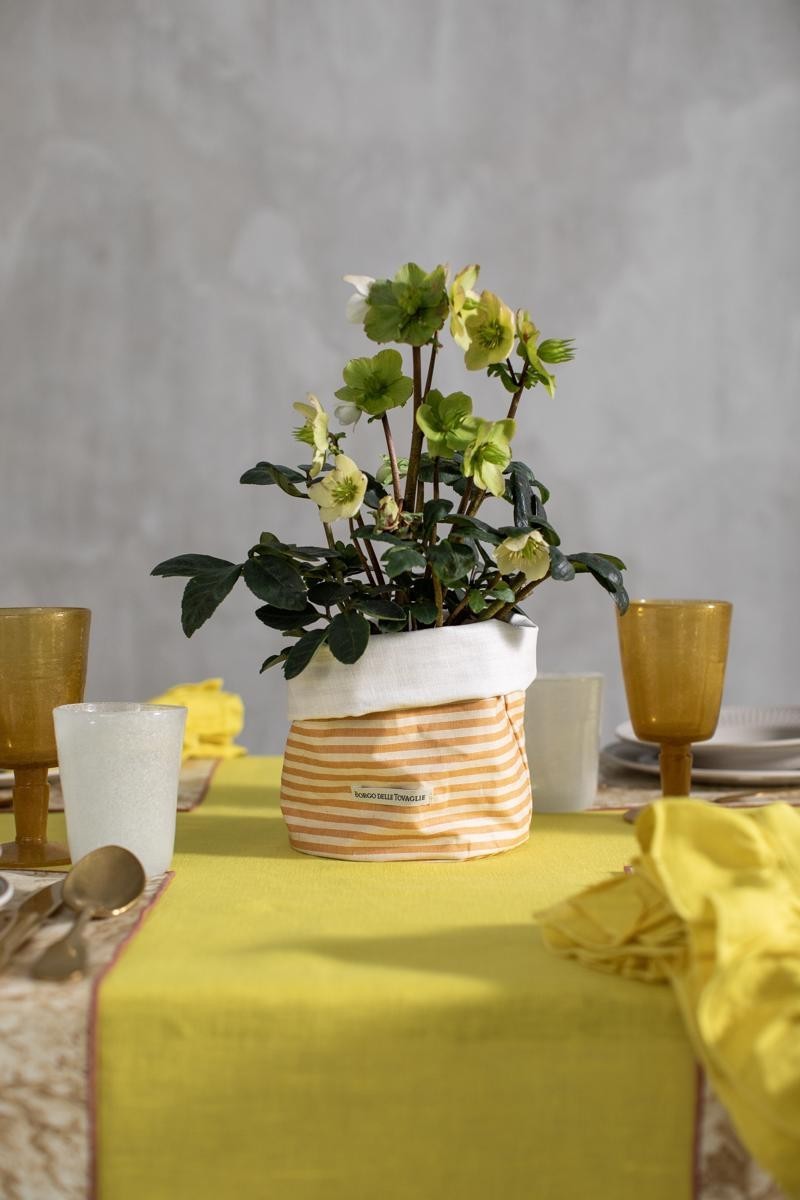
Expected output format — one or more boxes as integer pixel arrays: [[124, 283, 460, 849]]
[[255, 603, 320, 631], [486, 362, 520, 395], [497, 520, 561, 547], [152, 554, 238, 579], [260, 651, 288, 674], [289, 545, 342, 560], [356, 596, 406, 622], [548, 546, 576, 582], [243, 556, 306, 610], [568, 552, 623, 589], [410, 598, 438, 625], [443, 515, 503, 545], [327, 611, 371, 664], [507, 462, 534, 528], [427, 540, 476, 587], [382, 545, 427, 578], [240, 462, 307, 498], [307, 581, 351, 607], [255, 534, 332, 562], [418, 455, 463, 484], [486, 583, 515, 604], [422, 498, 454, 539], [180, 565, 243, 637], [467, 589, 487, 614], [592, 552, 627, 570], [504, 461, 550, 505], [355, 527, 407, 546], [283, 628, 329, 679], [568, 552, 629, 613]]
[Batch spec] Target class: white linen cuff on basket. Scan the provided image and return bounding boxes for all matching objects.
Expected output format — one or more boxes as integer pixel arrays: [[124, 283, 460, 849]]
[[286, 617, 538, 721]]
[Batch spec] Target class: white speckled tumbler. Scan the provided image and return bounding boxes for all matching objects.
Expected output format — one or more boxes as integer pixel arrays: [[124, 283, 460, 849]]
[[524, 674, 603, 812], [54, 703, 186, 876]]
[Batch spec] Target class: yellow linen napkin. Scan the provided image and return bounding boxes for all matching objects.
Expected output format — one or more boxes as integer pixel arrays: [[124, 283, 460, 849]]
[[539, 800, 800, 1198], [147, 678, 246, 761]]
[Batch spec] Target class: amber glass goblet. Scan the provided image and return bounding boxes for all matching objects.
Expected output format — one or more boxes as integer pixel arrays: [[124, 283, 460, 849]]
[[0, 608, 91, 867], [616, 599, 732, 796]]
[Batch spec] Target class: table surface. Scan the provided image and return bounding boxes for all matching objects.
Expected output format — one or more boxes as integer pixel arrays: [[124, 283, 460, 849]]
[[1, 757, 793, 1200]]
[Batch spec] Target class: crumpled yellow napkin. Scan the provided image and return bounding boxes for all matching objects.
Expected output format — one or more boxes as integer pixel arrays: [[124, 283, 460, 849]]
[[538, 800, 800, 1198], [148, 678, 247, 762]]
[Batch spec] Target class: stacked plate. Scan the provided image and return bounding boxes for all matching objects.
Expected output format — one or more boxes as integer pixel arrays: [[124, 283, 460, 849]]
[[603, 706, 800, 786]]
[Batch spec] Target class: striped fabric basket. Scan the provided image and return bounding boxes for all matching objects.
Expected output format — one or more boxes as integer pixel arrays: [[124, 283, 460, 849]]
[[280, 619, 538, 862]]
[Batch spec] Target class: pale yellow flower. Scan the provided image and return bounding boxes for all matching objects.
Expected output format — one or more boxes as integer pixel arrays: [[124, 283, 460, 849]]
[[464, 290, 516, 370], [307, 454, 367, 523], [448, 263, 480, 350], [292, 394, 329, 477], [494, 530, 550, 582]]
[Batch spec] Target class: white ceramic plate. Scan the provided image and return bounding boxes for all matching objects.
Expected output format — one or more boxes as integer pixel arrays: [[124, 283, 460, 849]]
[[0, 876, 13, 908], [602, 740, 800, 786], [615, 706, 800, 769]]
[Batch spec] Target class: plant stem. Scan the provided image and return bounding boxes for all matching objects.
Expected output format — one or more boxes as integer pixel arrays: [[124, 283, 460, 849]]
[[349, 519, 376, 586], [477, 572, 534, 622], [354, 512, 385, 587], [467, 487, 486, 517], [505, 362, 528, 422], [457, 478, 474, 515], [323, 523, 336, 551], [423, 340, 438, 399], [381, 413, 403, 504], [493, 575, 545, 619], [403, 346, 424, 511], [445, 570, 502, 626], [432, 573, 444, 627], [432, 457, 440, 502]]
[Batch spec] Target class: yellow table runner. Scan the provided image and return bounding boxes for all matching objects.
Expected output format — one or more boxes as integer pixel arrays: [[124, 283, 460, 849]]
[[97, 758, 696, 1200]]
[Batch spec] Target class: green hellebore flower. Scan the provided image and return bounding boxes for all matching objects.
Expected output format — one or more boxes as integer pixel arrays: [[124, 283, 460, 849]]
[[462, 418, 515, 497], [416, 390, 477, 458], [494, 529, 551, 583], [364, 262, 449, 347], [375, 455, 409, 486], [448, 263, 480, 350], [376, 495, 402, 532], [334, 348, 413, 419], [464, 291, 516, 371], [515, 309, 556, 397], [292, 394, 329, 478], [307, 454, 368, 524]]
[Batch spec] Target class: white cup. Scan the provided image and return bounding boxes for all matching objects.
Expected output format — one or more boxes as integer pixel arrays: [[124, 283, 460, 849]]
[[53, 702, 187, 876], [524, 674, 603, 812]]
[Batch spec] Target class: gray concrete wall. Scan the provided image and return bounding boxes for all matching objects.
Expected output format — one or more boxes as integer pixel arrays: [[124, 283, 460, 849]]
[[2, 0, 798, 752]]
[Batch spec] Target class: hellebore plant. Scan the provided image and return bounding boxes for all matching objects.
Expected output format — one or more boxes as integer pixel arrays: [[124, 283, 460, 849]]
[[153, 262, 629, 679]]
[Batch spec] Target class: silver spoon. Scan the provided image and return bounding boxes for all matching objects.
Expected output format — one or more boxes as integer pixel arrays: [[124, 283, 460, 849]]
[[31, 845, 146, 982]]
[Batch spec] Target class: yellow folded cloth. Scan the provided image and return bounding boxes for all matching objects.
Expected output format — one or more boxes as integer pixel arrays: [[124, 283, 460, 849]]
[[539, 800, 800, 1198], [147, 678, 247, 761]]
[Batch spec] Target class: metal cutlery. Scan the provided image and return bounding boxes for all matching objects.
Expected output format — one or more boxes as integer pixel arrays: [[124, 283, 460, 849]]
[[0, 877, 64, 972]]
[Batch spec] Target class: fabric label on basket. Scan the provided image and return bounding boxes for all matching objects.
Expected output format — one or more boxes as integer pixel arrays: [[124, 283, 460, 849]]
[[350, 784, 434, 807]]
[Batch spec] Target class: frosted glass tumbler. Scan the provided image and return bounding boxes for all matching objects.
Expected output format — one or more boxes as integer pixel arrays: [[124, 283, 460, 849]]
[[53, 702, 186, 876], [524, 674, 603, 812]]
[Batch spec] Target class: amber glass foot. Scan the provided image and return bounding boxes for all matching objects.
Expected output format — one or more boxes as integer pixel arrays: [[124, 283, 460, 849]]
[[0, 838, 70, 868]]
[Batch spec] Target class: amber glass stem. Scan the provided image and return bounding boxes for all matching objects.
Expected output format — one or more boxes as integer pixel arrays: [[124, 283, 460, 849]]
[[12, 765, 50, 844], [659, 743, 692, 797]]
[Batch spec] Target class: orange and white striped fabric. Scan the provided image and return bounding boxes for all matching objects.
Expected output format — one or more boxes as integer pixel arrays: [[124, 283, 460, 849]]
[[280, 691, 532, 861]]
